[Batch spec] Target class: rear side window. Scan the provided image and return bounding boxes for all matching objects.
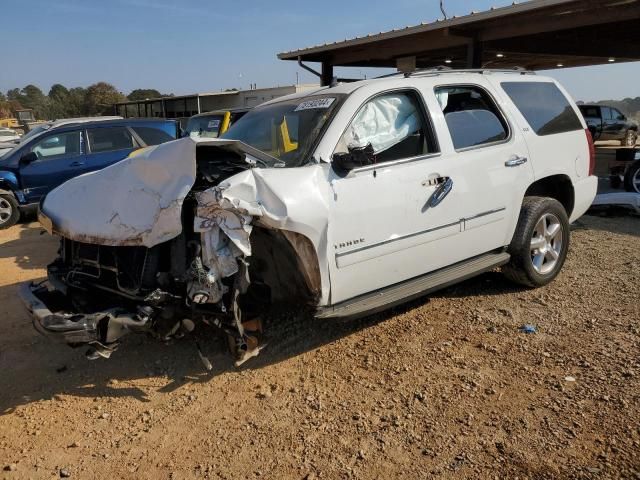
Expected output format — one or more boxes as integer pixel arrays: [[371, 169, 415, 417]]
[[501, 82, 583, 136], [87, 127, 134, 153], [435, 85, 508, 150], [132, 126, 174, 146], [579, 106, 599, 118]]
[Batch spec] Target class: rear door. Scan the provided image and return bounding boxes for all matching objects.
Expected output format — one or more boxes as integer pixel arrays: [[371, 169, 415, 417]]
[[19, 129, 87, 203], [601, 107, 617, 140], [85, 125, 138, 171], [430, 81, 535, 255]]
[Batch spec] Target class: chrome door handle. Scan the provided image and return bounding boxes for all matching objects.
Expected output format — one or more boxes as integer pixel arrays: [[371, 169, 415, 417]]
[[429, 177, 453, 207], [505, 156, 528, 167]]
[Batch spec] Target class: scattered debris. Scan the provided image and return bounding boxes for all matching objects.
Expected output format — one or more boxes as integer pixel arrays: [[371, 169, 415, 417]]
[[519, 324, 537, 334]]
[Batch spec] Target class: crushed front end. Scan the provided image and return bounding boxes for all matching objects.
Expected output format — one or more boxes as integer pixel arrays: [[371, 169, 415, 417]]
[[19, 138, 319, 366]]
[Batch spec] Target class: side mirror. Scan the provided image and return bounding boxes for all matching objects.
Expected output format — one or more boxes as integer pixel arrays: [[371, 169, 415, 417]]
[[331, 143, 375, 177], [20, 152, 38, 165]]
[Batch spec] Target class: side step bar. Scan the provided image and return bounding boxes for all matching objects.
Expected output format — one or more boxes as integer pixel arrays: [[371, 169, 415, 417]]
[[316, 251, 510, 320]]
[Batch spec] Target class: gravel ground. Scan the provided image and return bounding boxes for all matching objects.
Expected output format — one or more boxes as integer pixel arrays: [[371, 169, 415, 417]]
[[0, 212, 638, 479]]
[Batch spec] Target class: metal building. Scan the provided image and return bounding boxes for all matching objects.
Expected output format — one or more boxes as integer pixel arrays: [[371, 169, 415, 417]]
[[114, 84, 319, 125]]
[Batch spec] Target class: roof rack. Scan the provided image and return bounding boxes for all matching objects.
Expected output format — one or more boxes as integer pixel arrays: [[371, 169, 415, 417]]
[[401, 66, 536, 78]]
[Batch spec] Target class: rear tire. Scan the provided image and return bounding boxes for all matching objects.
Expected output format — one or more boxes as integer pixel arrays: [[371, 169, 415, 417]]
[[623, 161, 640, 193], [0, 194, 20, 229], [503, 197, 570, 288]]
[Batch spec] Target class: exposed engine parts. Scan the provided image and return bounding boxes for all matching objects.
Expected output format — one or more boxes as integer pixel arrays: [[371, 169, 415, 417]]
[[23, 139, 321, 368]]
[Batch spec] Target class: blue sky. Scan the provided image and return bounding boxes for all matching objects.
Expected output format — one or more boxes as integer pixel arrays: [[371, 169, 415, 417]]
[[2, 0, 639, 102]]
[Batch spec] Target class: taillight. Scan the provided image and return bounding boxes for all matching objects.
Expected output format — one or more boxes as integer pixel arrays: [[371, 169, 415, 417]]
[[585, 128, 596, 176]]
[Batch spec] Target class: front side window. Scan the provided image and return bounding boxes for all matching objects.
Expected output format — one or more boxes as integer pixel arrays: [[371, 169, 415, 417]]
[[602, 107, 613, 120], [30, 131, 81, 160], [87, 127, 135, 154], [334, 91, 435, 164], [502, 82, 583, 136], [435, 85, 508, 150], [223, 94, 344, 167]]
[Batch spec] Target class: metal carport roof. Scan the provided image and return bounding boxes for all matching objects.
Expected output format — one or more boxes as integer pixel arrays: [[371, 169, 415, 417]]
[[278, 0, 640, 85]]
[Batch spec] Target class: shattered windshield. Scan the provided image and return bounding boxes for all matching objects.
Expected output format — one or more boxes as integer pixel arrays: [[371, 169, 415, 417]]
[[222, 94, 344, 167]]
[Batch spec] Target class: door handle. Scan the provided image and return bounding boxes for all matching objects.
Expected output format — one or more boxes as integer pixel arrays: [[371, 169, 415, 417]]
[[69, 161, 85, 167], [428, 177, 453, 207], [505, 155, 528, 167]]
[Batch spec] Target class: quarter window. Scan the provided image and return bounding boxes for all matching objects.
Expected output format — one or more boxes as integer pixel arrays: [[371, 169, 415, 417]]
[[435, 85, 508, 150], [30, 131, 81, 160], [132, 126, 174, 145], [501, 82, 583, 136], [87, 127, 135, 154], [335, 91, 436, 164]]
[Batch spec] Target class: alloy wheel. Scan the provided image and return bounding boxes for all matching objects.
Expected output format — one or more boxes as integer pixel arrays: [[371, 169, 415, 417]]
[[632, 168, 640, 194], [0, 198, 13, 225], [530, 213, 564, 275]]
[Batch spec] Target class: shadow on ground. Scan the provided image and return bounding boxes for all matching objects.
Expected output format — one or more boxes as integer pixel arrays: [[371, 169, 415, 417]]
[[4, 213, 634, 414], [0, 266, 525, 415], [576, 211, 640, 237], [0, 222, 57, 270]]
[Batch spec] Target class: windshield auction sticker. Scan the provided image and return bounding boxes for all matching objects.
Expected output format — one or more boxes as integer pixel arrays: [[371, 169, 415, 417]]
[[294, 98, 336, 111]]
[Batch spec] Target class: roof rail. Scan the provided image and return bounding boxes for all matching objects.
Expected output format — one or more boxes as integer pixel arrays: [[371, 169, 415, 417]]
[[386, 66, 536, 79]]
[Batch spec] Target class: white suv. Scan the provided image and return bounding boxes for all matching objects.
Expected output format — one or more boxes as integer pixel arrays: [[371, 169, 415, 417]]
[[22, 70, 597, 365]]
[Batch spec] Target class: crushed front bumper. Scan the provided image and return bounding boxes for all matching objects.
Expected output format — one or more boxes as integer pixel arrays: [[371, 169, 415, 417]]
[[19, 281, 104, 345]]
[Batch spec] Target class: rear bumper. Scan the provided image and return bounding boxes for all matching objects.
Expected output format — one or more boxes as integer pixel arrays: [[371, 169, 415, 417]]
[[570, 175, 598, 223]]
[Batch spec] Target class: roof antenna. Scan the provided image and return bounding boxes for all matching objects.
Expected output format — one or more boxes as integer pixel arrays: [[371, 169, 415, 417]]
[[440, 0, 448, 20]]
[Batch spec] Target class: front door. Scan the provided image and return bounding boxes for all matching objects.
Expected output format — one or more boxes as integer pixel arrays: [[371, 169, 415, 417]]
[[326, 83, 533, 305], [19, 130, 87, 203]]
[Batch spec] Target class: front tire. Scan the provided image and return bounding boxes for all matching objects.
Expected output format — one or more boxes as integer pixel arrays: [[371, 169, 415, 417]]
[[503, 197, 570, 288], [0, 194, 20, 229], [623, 129, 637, 147], [624, 161, 640, 193]]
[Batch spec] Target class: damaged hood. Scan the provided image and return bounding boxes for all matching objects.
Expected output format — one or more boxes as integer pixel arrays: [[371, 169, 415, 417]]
[[40, 137, 279, 248]]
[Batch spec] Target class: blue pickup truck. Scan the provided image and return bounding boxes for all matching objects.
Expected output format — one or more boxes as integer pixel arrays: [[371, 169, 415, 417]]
[[0, 118, 179, 228]]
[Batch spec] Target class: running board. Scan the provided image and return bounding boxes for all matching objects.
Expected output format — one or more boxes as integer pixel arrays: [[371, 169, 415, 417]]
[[316, 251, 510, 319]]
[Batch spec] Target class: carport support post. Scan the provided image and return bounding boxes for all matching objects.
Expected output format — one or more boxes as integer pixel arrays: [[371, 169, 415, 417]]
[[466, 39, 484, 68], [321, 61, 334, 87]]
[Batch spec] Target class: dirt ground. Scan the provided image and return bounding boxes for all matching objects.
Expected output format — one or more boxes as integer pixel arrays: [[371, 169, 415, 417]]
[[0, 212, 638, 480]]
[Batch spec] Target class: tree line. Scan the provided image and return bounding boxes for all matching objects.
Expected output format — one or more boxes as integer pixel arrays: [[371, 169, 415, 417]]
[[0, 83, 172, 120]]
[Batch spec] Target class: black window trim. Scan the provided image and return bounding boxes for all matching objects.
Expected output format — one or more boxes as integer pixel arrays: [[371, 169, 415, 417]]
[[434, 83, 513, 153], [333, 87, 442, 173]]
